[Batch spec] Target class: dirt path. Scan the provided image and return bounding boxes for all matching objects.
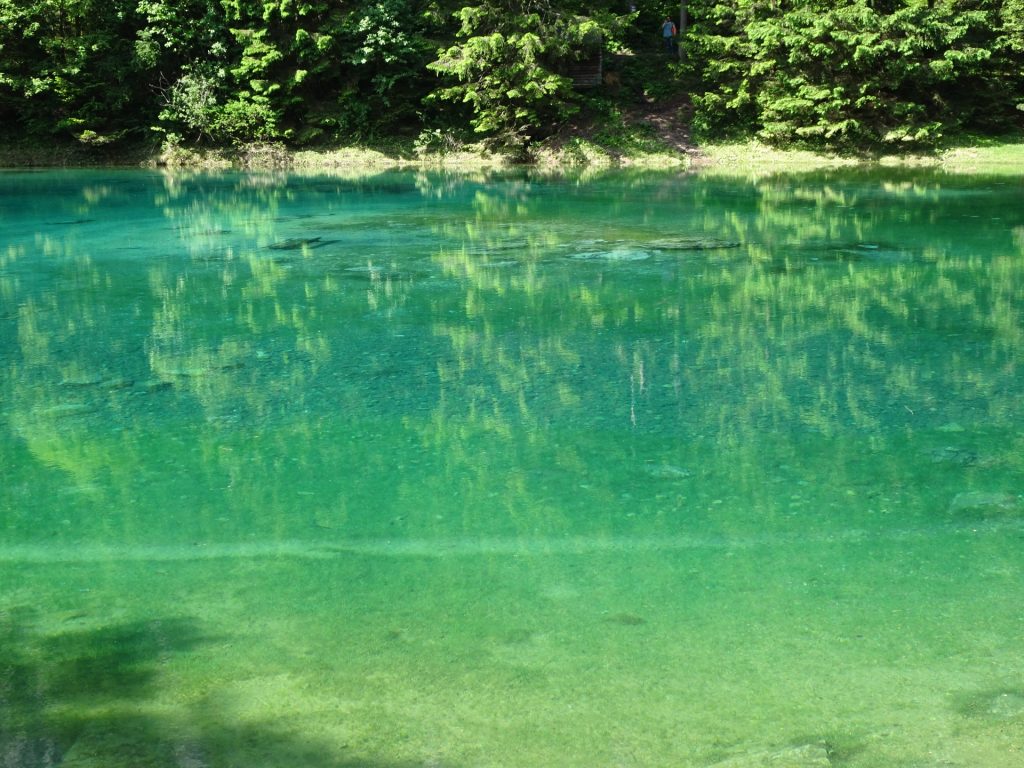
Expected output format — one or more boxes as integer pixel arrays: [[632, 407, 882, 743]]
[[626, 94, 697, 156]]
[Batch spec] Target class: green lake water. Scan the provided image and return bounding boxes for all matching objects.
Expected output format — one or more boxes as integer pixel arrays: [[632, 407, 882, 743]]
[[1, 167, 1023, 767]]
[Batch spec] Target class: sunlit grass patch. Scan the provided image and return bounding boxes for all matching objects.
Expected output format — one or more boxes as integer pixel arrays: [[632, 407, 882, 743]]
[[694, 141, 861, 176], [938, 142, 1024, 174]]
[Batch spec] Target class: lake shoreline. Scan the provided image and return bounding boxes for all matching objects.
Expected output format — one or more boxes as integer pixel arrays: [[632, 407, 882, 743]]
[[2, 139, 1023, 175]]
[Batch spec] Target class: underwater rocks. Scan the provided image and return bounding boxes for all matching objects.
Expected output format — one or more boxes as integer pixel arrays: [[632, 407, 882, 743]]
[[566, 236, 742, 263], [59, 374, 133, 389], [709, 742, 832, 767], [647, 237, 742, 251], [37, 402, 96, 418], [152, 361, 246, 379], [929, 446, 981, 467], [45, 218, 95, 227], [137, 379, 173, 394], [343, 264, 407, 276], [58, 373, 105, 387], [266, 236, 333, 251], [795, 241, 923, 265], [927, 441, 1003, 469], [570, 248, 652, 262], [948, 491, 1023, 516]]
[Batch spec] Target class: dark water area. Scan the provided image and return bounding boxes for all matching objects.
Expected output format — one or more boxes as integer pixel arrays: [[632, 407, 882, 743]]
[[1, 167, 1023, 766]]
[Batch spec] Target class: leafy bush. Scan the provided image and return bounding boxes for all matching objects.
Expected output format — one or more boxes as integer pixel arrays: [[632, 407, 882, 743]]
[[0, 0, 1020, 154], [0, 0, 148, 141], [426, 2, 630, 150], [689, 0, 1024, 152]]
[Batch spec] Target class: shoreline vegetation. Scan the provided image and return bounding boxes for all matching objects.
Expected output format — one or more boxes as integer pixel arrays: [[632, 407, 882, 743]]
[[2, 137, 1024, 176], [3, 2, 1020, 177]]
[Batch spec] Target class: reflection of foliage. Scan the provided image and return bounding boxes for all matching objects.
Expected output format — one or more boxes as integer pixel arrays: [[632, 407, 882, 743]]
[[418, 169, 1024, 504], [4, 170, 1024, 768], [3, 169, 1023, 551]]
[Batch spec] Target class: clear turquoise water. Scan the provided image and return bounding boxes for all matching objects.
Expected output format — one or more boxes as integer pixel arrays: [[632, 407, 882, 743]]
[[1, 167, 1023, 767]]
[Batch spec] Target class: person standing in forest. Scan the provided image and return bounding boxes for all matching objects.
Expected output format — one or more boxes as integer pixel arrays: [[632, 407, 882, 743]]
[[661, 17, 677, 53]]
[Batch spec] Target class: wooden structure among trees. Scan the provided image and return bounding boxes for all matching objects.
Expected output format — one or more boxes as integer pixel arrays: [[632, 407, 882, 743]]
[[567, 49, 604, 88]]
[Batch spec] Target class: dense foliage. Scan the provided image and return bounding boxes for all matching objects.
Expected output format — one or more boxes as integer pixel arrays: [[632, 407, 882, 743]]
[[425, 1, 632, 147], [691, 0, 1024, 149], [0, 0, 1021, 153]]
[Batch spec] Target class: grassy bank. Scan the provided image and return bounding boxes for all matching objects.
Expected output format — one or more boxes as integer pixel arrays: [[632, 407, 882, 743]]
[[933, 143, 1024, 174], [2, 136, 1024, 175], [691, 139, 1024, 176], [0, 137, 511, 173]]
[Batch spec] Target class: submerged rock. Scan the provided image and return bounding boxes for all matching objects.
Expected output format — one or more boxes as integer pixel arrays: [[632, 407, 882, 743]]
[[341, 265, 414, 280], [267, 236, 329, 251], [948, 491, 1022, 516], [101, 377, 134, 390], [857, 246, 921, 263], [46, 218, 95, 226], [832, 246, 917, 263], [791, 240, 925, 267], [929, 447, 979, 467], [648, 237, 741, 251], [59, 374, 105, 387], [570, 248, 651, 262], [564, 238, 617, 249], [38, 402, 95, 418], [137, 380, 173, 394], [154, 361, 245, 379]]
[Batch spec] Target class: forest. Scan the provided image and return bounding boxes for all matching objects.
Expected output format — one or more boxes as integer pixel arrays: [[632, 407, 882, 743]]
[[0, 0, 1022, 157]]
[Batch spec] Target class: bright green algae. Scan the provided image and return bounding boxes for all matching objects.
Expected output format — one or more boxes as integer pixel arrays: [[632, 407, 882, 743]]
[[1, 168, 1024, 767]]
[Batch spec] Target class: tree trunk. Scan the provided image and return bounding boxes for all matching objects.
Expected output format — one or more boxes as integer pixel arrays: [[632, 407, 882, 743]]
[[678, 1, 687, 60]]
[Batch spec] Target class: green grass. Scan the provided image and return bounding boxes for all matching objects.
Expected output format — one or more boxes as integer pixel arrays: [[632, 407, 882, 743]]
[[4, 131, 1023, 174], [692, 137, 1024, 176], [938, 140, 1024, 173], [693, 141, 862, 175]]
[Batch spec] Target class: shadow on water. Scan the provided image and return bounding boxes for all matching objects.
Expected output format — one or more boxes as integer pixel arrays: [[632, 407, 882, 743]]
[[0, 609, 432, 768]]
